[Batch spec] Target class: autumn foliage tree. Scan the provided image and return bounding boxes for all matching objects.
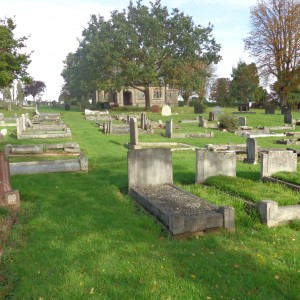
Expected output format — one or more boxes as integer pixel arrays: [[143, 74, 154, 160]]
[[23, 80, 46, 101], [244, 0, 300, 106]]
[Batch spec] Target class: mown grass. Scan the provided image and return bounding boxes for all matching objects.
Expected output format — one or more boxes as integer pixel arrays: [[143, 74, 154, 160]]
[[1, 105, 300, 299]]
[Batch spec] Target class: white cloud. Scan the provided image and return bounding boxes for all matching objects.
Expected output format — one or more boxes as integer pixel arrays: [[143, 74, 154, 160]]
[[2, 0, 256, 99]]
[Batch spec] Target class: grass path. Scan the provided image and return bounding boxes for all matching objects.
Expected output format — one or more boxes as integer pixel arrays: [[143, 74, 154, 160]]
[[0, 107, 300, 299]]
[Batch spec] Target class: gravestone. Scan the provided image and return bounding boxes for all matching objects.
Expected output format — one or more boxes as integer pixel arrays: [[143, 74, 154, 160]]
[[198, 115, 207, 128], [129, 117, 141, 149], [284, 114, 293, 124], [208, 112, 215, 121], [212, 106, 222, 115], [281, 105, 291, 115], [238, 103, 249, 112], [151, 105, 160, 113], [260, 150, 297, 178], [0, 153, 20, 207], [65, 103, 71, 111], [165, 119, 173, 138], [265, 105, 275, 114], [194, 103, 204, 114], [246, 138, 258, 164], [161, 105, 171, 116], [128, 148, 173, 188], [195, 149, 236, 183], [140, 112, 147, 130], [238, 116, 247, 127]]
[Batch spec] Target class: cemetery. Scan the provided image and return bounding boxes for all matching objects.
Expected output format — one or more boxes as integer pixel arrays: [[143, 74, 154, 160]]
[[1, 105, 300, 299]]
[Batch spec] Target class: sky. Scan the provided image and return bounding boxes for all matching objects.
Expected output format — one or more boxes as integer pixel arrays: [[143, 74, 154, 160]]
[[2, 0, 257, 100]]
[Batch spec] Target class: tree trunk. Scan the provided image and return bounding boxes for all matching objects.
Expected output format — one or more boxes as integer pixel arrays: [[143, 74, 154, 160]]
[[183, 96, 189, 106], [144, 87, 151, 111]]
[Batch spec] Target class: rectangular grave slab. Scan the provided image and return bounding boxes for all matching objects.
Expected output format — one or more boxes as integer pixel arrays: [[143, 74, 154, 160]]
[[130, 184, 234, 236]]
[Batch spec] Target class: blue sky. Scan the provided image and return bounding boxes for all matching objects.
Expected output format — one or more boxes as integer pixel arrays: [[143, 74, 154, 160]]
[[2, 0, 257, 100]]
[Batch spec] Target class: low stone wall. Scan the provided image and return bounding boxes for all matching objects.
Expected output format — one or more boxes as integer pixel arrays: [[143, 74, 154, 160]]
[[10, 154, 88, 175], [259, 200, 300, 227]]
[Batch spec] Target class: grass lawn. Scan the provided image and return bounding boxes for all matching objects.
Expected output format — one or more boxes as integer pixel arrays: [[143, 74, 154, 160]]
[[0, 105, 300, 299]]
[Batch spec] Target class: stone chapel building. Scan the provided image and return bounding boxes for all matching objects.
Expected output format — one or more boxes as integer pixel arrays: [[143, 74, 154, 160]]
[[94, 86, 178, 107]]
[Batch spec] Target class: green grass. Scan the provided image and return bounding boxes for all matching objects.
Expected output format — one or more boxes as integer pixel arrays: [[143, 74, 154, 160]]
[[273, 171, 300, 186], [1, 106, 300, 299]]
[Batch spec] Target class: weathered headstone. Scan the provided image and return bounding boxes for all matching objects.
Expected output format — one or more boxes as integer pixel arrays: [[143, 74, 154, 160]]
[[140, 112, 147, 130], [161, 105, 171, 116], [284, 114, 293, 124], [260, 150, 297, 178], [208, 112, 215, 121], [129, 117, 141, 149], [165, 119, 173, 138], [151, 105, 160, 113], [128, 148, 173, 188], [246, 138, 258, 164], [212, 106, 222, 115], [238, 116, 247, 127], [194, 103, 204, 114], [281, 105, 291, 115], [195, 149, 236, 183], [198, 115, 207, 128], [265, 105, 275, 114]]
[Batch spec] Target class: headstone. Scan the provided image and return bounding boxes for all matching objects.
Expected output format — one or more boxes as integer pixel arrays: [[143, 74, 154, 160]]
[[284, 114, 293, 124], [128, 148, 173, 188], [281, 105, 291, 115], [265, 105, 275, 114], [198, 115, 207, 128], [165, 119, 173, 138], [208, 112, 215, 121], [140, 112, 147, 130], [212, 106, 222, 115], [0, 113, 4, 120], [194, 103, 204, 114], [161, 105, 171, 116], [260, 150, 297, 178], [151, 105, 160, 113], [246, 138, 258, 164], [238, 103, 249, 112], [0, 129, 7, 137], [65, 103, 71, 111], [129, 117, 140, 149], [195, 149, 236, 183], [238, 116, 247, 127]]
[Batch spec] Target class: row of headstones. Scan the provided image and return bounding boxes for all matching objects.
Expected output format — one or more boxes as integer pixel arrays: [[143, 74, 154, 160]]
[[128, 146, 297, 187], [236, 115, 295, 127]]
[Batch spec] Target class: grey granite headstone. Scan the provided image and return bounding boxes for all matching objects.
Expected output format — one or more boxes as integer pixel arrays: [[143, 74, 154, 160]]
[[246, 138, 258, 163], [238, 116, 247, 127], [165, 119, 173, 138]]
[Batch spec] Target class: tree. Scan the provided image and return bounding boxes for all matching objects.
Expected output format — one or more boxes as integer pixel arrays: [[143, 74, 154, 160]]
[[244, 0, 300, 106], [16, 80, 24, 103], [23, 80, 46, 101], [229, 61, 260, 103], [171, 61, 210, 105], [62, 0, 221, 110], [0, 18, 31, 89], [210, 77, 231, 106], [2, 86, 12, 101]]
